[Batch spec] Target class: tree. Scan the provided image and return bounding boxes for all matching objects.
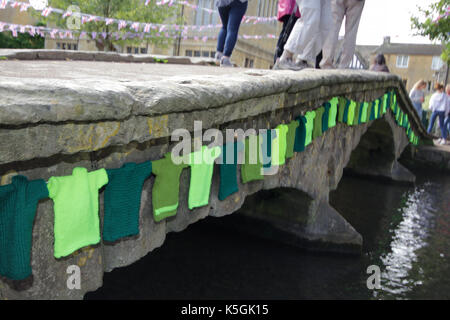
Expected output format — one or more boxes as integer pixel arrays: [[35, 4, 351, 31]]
[[0, 23, 45, 49], [37, 0, 181, 51], [411, 0, 450, 64]]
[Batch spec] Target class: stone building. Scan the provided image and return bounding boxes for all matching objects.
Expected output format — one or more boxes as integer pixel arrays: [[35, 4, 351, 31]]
[[370, 37, 446, 92]]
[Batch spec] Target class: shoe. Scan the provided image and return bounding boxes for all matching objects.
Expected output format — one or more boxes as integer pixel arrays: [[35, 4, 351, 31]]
[[439, 139, 446, 145], [294, 59, 310, 70], [214, 51, 223, 64], [220, 56, 234, 67], [273, 57, 302, 71]]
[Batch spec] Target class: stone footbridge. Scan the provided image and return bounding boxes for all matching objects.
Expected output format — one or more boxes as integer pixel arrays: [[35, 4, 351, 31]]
[[0, 51, 431, 299]]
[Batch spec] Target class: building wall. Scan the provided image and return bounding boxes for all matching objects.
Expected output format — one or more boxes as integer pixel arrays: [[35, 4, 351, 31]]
[[371, 53, 443, 92], [0, 7, 36, 25]]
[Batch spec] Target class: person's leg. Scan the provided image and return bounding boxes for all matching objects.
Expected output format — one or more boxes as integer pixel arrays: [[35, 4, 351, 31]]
[[437, 111, 446, 139], [316, 0, 332, 65], [217, 5, 231, 55], [223, 0, 248, 57], [427, 111, 438, 133], [320, 0, 345, 69], [338, 0, 365, 69], [284, 0, 321, 63], [275, 15, 291, 63]]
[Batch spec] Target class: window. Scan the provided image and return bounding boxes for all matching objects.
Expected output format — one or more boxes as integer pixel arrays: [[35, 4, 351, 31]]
[[194, 50, 201, 57], [202, 51, 209, 57], [431, 56, 444, 70], [134, 47, 139, 54], [185, 50, 193, 57], [127, 47, 132, 54], [56, 42, 61, 49], [140, 48, 147, 54], [427, 81, 432, 91], [62, 43, 66, 50], [396, 55, 409, 68], [195, 0, 219, 25], [73, 44, 78, 51], [67, 43, 72, 50], [210, 51, 215, 58]]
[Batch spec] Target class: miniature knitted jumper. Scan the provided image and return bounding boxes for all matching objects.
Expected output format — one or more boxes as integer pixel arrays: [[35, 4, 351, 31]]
[[188, 146, 221, 210], [294, 116, 307, 153], [322, 102, 331, 133], [272, 124, 289, 166], [338, 97, 348, 123], [347, 100, 357, 126], [218, 141, 244, 201], [103, 162, 152, 242], [328, 97, 339, 128], [151, 152, 189, 222], [304, 111, 316, 146], [261, 129, 276, 169], [0, 176, 48, 280], [285, 120, 299, 159], [360, 102, 369, 123], [241, 135, 264, 183], [312, 107, 325, 139], [47, 167, 108, 259]]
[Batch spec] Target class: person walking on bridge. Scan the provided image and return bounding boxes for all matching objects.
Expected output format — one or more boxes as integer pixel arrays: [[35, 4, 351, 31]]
[[427, 83, 448, 145], [215, 0, 248, 67], [320, 0, 365, 69], [274, 0, 332, 71]]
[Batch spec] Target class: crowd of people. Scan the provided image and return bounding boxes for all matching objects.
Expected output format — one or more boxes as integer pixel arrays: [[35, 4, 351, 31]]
[[213, 0, 449, 146]]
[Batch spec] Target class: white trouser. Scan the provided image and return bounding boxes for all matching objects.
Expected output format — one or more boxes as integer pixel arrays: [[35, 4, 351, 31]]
[[321, 0, 365, 69], [284, 0, 332, 64]]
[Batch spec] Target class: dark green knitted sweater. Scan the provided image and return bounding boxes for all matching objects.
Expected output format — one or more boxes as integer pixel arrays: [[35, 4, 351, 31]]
[[103, 162, 152, 242], [0, 175, 48, 280]]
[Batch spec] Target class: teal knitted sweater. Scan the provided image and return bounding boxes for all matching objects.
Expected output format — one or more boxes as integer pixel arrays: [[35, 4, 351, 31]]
[[0, 176, 48, 280], [104, 162, 152, 242]]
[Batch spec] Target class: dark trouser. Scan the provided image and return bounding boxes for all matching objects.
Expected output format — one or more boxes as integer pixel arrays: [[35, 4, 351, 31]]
[[217, 0, 248, 57], [427, 111, 446, 138], [274, 15, 299, 63]]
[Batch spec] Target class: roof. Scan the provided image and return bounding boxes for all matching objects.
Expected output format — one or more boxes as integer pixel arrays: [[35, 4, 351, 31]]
[[373, 43, 444, 56]]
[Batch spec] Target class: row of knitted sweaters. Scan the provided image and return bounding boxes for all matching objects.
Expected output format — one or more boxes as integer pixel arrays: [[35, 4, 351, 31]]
[[0, 93, 418, 281]]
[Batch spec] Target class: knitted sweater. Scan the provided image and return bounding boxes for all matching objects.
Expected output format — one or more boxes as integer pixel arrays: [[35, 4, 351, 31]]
[[261, 129, 276, 169], [294, 116, 307, 153], [103, 162, 152, 242], [218, 141, 244, 201], [47, 167, 108, 259], [0, 176, 48, 280], [322, 102, 331, 133], [188, 146, 221, 210], [151, 152, 189, 222], [285, 120, 299, 159], [272, 124, 289, 166], [328, 97, 339, 128], [241, 136, 264, 183], [312, 107, 325, 139], [304, 111, 316, 146]]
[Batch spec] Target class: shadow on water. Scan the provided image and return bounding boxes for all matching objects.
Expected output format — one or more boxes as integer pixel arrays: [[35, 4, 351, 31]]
[[85, 170, 450, 300]]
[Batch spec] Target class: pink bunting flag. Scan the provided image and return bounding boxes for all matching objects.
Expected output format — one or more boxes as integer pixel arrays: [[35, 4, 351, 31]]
[[105, 18, 114, 25], [0, 0, 7, 9], [41, 7, 52, 17], [91, 31, 97, 39], [11, 1, 20, 8], [9, 24, 18, 37], [145, 0, 151, 5], [50, 29, 58, 39], [62, 11, 72, 19], [118, 20, 127, 30], [144, 23, 151, 33], [131, 22, 140, 32]]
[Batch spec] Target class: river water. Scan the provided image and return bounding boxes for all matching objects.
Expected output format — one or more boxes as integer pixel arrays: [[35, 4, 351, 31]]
[[86, 169, 450, 300]]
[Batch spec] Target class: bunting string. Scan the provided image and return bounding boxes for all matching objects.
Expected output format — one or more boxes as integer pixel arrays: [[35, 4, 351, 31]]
[[0, 20, 277, 41], [0, 0, 277, 37]]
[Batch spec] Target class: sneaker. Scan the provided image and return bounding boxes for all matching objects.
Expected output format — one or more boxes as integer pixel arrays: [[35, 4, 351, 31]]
[[294, 59, 310, 70], [439, 138, 446, 145], [220, 56, 234, 67], [214, 51, 223, 64], [273, 57, 302, 71]]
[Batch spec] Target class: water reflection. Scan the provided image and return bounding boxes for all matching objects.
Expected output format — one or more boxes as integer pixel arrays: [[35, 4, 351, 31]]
[[378, 184, 435, 298]]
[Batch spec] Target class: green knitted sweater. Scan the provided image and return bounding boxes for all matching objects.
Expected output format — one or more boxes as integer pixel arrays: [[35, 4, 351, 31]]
[[151, 152, 189, 222], [103, 162, 152, 242], [0, 176, 48, 280]]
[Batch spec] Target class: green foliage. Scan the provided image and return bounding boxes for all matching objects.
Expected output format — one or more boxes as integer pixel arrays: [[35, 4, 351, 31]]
[[411, 0, 450, 64], [36, 0, 182, 51], [0, 23, 45, 49]]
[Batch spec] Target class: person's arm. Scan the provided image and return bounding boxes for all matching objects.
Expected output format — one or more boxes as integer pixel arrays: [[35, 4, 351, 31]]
[[409, 90, 421, 103], [429, 93, 437, 112]]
